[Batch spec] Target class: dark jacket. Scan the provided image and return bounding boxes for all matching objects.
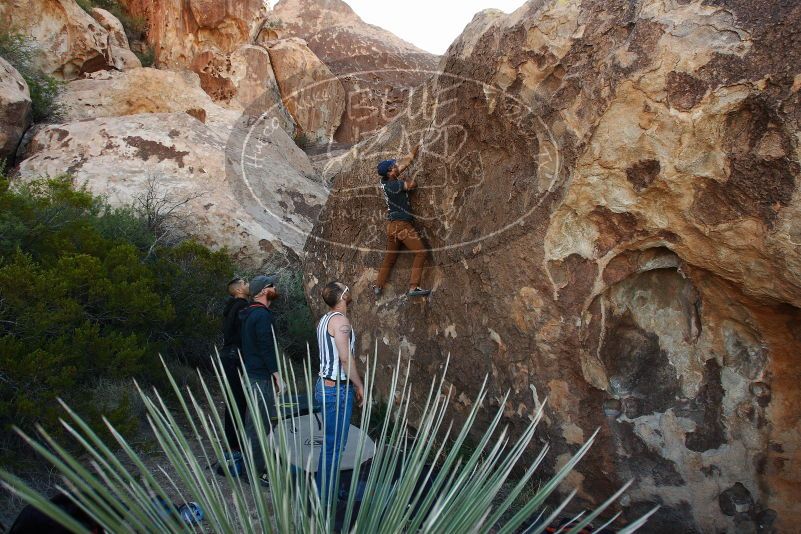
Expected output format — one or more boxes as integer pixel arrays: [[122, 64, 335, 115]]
[[239, 303, 278, 380], [222, 297, 249, 349]]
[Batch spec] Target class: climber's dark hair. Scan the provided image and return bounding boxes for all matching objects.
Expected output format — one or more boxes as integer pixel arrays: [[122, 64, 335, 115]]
[[321, 281, 347, 308]]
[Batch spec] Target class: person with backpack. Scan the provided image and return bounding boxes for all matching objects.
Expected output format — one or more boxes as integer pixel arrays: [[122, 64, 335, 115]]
[[239, 274, 282, 486], [220, 277, 250, 453], [315, 281, 365, 511], [374, 143, 432, 298]]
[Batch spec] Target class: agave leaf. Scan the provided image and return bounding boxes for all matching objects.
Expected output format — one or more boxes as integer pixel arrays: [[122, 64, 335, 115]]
[[0, 342, 655, 534]]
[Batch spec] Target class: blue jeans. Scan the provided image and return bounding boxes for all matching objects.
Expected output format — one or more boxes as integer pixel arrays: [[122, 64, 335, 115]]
[[314, 378, 354, 510]]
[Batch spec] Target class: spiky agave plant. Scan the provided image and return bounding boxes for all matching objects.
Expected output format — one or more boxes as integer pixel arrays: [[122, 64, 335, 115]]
[[1, 342, 657, 533]]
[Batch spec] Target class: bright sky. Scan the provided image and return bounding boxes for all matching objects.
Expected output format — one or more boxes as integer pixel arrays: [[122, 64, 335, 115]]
[[344, 1, 528, 55]]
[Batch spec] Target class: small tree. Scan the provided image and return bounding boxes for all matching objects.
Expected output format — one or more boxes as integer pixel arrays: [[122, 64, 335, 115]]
[[132, 174, 205, 259]]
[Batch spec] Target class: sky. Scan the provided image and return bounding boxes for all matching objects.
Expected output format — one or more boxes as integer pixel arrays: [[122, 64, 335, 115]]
[[340, 1, 527, 55]]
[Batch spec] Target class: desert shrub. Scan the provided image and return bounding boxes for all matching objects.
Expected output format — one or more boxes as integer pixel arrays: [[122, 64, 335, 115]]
[[0, 31, 62, 122], [0, 247, 161, 458], [270, 268, 318, 361], [74, 0, 95, 11], [118, 13, 147, 42], [0, 175, 235, 459], [266, 17, 284, 30], [149, 240, 235, 366], [89, 378, 147, 422], [90, 204, 153, 251]]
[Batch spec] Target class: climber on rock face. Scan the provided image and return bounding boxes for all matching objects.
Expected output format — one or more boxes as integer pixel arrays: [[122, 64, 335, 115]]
[[373, 142, 431, 298]]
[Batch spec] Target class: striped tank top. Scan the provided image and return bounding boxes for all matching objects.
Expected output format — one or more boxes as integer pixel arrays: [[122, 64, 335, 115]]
[[317, 312, 356, 381]]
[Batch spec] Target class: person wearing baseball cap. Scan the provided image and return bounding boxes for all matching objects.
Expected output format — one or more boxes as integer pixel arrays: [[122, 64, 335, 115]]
[[239, 273, 281, 486], [374, 142, 431, 298]]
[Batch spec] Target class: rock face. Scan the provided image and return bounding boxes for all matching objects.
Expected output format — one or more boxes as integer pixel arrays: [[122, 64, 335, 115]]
[[117, 0, 267, 70], [192, 44, 295, 131], [304, 0, 801, 532], [55, 68, 239, 128], [267, 38, 345, 143], [17, 106, 326, 264], [0, 0, 135, 79], [116, 0, 294, 129], [0, 57, 32, 164], [272, 0, 438, 144]]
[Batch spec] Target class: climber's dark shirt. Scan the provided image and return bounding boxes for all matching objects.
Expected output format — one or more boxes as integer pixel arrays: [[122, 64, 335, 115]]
[[381, 178, 413, 221]]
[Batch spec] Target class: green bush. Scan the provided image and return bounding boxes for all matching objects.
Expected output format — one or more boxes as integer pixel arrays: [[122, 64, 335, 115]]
[[149, 240, 235, 365], [266, 17, 284, 30], [0, 175, 236, 459], [271, 268, 318, 361], [74, 0, 95, 11], [0, 31, 62, 122]]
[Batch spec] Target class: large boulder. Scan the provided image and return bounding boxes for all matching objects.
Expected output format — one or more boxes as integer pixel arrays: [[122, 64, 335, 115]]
[[0, 0, 134, 79], [16, 110, 326, 265], [89, 7, 129, 48], [267, 38, 345, 143], [0, 57, 32, 164], [55, 68, 238, 128], [88, 7, 142, 71], [273, 0, 439, 144], [304, 0, 801, 532], [51, 64, 310, 184]]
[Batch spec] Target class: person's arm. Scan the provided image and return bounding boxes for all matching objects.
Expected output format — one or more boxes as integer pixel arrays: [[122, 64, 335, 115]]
[[329, 315, 364, 406], [395, 142, 421, 177], [402, 174, 417, 191]]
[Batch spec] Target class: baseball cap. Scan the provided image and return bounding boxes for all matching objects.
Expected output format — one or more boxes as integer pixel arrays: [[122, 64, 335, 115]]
[[249, 274, 279, 296], [377, 159, 396, 177]]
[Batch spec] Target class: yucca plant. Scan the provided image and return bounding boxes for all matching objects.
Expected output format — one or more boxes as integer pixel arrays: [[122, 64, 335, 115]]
[[1, 342, 657, 533]]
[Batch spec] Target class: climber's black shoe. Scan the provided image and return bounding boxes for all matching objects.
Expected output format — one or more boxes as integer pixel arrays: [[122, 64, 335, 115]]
[[407, 287, 431, 297]]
